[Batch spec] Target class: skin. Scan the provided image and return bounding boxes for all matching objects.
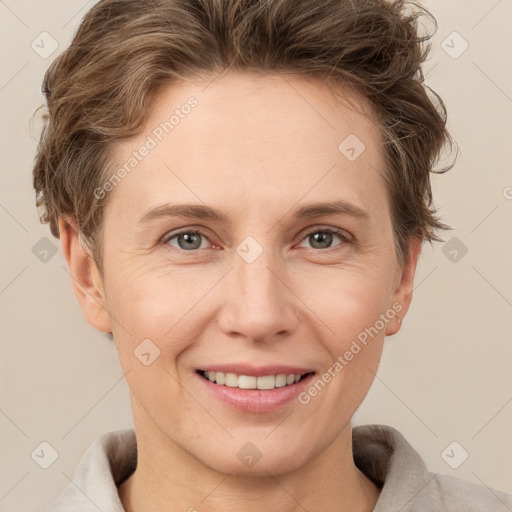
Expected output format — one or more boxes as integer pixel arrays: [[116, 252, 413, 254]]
[[59, 71, 421, 512]]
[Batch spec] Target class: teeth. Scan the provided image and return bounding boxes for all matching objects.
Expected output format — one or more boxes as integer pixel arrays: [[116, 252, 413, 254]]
[[203, 371, 306, 390], [257, 375, 275, 390], [275, 374, 287, 387], [239, 375, 257, 389], [225, 373, 238, 387]]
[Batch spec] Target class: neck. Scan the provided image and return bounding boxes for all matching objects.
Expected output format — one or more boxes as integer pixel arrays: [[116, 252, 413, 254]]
[[118, 416, 380, 512]]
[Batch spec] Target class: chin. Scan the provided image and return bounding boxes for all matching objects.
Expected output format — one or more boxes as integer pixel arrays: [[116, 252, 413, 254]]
[[206, 452, 308, 478], [187, 435, 315, 478]]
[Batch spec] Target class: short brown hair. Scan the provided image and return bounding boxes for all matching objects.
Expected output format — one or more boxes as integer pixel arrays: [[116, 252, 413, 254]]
[[33, 0, 455, 275]]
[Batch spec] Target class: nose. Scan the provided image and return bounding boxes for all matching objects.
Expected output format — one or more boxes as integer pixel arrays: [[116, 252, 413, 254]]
[[216, 244, 298, 344]]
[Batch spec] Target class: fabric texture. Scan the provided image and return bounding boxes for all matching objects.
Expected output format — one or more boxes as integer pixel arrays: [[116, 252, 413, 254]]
[[38, 424, 512, 511]]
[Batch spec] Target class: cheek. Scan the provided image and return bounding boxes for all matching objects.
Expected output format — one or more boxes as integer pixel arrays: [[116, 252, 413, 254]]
[[295, 261, 393, 343], [291, 262, 392, 411], [108, 268, 194, 423], [297, 282, 387, 425], [107, 264, 218, 367]]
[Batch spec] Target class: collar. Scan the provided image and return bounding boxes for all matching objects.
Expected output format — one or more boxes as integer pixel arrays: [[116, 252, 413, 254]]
[[40, 424, 438, 511]]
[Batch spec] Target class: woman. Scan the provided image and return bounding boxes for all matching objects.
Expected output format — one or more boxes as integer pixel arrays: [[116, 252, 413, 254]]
[[32, 0, 512, 510]]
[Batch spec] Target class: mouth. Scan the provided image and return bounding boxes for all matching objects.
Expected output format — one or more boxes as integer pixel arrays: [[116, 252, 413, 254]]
[[194, 364, 317, 412], [196, 369, 315, 390]]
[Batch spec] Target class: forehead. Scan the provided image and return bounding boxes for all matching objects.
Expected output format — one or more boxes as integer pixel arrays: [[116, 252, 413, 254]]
[[107, 71, 388, 225]]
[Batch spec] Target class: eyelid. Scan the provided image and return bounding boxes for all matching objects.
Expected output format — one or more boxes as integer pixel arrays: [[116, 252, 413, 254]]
[[295, 225, 353, 249], [159, 225, 215, 245], [160, 224, 354, 252]]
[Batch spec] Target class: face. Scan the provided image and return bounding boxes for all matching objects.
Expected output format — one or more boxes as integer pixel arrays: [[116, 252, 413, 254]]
[[65, 71, 419, 476]]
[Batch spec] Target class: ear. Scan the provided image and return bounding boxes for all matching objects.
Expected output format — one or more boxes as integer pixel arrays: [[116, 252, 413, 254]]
[[385, 237, 422, 336], [58, 216, 111, 333]]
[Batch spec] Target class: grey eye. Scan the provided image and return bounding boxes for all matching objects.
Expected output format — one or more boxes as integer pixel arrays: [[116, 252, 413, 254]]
[[166, 231, 209, 251], [297, 229, 345, 250], [308, 231, 335, 249]]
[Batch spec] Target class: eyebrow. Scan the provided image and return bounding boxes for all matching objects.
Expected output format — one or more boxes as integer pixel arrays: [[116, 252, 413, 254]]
[[138, 200, 369, 225]]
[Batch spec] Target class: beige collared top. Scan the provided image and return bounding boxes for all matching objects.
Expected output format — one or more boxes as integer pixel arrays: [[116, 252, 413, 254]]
[[38, 424, 512, 511]]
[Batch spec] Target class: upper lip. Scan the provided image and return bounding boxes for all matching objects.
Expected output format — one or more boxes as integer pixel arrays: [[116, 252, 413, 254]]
[[197, 364, 315, 377]]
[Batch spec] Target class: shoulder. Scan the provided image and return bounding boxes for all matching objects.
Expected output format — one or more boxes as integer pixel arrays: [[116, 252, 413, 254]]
[[422, 472, 512, 511], [36, 429, 136, 512], [352, 424, 512, 512]]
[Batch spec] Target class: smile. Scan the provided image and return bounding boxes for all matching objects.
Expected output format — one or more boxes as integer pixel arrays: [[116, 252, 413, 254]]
[[198, 370, 314, 390]]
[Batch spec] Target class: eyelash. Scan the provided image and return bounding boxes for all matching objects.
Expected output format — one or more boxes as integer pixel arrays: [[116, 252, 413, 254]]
[[160, 226, 352, 253]]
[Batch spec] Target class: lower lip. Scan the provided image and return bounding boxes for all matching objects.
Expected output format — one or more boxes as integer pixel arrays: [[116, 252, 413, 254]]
[[196, 371, 316, 413]]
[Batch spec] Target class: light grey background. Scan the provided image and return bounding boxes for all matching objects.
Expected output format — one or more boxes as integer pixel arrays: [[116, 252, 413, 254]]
[[0, 0, 511, 510]]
